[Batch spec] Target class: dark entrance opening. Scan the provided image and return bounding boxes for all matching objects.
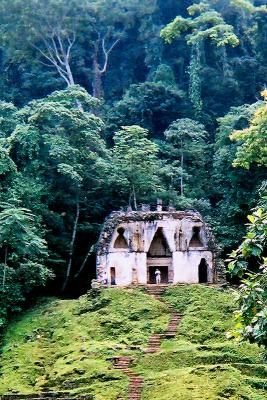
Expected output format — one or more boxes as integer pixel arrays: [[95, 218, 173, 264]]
[[198, 259, 208, 283], [110, 267, 116, 285], [189, 227, 203, 248], [148, 266, 168, 284]]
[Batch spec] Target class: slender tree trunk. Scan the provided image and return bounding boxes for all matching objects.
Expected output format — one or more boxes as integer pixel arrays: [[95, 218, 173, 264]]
[[180, 140, 184, 196], [74, 245, 94, 279], [92, 35, 120, 100], [92, 58, 103, 99], [132, 185, 137, 210], [65, 62, 83, 112], [2, 247, 8, 289], [62, 201, 80, 293], [92, 39, 103, 99], [65, 62, 75, 85]]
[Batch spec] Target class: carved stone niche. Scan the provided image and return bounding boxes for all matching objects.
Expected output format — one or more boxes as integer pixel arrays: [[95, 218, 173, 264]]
[[189, 225, 204, 248], [114, 227, 128, 249]]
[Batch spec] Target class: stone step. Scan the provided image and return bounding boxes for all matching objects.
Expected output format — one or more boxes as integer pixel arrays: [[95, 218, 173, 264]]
[[110, 292, 184, 400], [114, 360, 131, 364]]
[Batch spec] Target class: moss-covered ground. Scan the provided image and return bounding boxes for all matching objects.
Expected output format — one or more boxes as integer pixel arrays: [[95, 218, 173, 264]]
[[0, 286, 266, 399]]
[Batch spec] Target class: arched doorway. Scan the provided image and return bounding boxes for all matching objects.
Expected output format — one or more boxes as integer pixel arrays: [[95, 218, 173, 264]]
[[198, 258, 208, 283], [147, 228, 172, 284]]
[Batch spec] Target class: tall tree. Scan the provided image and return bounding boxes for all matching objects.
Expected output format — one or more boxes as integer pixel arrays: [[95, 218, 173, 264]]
[[212, 100, 266, 252], [230, 89, 267, 169], [164, 118, 208, 197], [227, 91, 267, 347], [0, 0, 91, 88], [89, 0, 157, 99], [2, 85, 109, 291], [112, 125, 163, 209], [0, 200, 51, 328], [161, 1, 239, 113]]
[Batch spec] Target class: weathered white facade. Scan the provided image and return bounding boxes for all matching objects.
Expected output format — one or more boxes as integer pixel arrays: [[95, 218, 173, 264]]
[[96, 207, 216, 286]]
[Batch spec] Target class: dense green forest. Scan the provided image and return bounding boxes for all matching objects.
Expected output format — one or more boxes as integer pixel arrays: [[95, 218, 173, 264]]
[[0, 0, 266, 344]]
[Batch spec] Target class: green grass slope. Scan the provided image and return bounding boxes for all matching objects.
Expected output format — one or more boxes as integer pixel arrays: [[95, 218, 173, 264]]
[[0, 286, 266, 400]]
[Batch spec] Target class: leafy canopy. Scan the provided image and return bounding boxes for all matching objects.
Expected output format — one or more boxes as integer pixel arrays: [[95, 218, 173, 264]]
[[112, 125, 163, 208], [230, 90, 267, 169]]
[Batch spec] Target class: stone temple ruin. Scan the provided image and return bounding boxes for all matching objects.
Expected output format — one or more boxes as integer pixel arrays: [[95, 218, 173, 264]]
[[96, 202, 218, 287]]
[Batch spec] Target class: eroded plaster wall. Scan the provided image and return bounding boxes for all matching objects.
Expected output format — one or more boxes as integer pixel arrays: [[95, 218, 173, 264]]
[[172, 251, 213, 283], [96, 211, 216, 286]]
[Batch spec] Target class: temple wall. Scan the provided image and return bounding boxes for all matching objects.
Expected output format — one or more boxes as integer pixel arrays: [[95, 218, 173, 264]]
[[98, 250, 213, 286], [172, 251, 213, 283], [96, 209, 218, 286]]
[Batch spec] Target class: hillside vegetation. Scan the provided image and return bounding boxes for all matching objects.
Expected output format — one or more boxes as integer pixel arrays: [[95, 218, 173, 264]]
[[0, 286, 266, 399]]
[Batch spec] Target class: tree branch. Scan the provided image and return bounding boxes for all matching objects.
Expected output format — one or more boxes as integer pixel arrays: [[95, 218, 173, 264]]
[[99, 37, 120, 74], [74, 244, 95, 278], [62, 200, 80, 292]]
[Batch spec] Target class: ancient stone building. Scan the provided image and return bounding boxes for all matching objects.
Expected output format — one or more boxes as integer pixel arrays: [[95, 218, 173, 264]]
[[96, 204, 217, 286]]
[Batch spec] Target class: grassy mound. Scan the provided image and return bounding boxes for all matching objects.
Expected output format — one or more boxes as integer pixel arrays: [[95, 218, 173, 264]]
[[136, 286, 267, 399], [0, 289, 169, 399], [0, 286, 266, 399]]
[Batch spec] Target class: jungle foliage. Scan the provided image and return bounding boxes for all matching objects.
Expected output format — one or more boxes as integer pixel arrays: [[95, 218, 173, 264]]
[[0, 0, 266, 333]]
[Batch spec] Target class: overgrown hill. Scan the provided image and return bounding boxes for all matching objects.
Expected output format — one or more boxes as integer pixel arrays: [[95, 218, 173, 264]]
[[0, 286, 266, 399]]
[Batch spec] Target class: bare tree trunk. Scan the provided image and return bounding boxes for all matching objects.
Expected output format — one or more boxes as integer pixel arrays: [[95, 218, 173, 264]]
[[132, 186, 137, 210], [92, 35, 120, 100], [92, 58, 104, 99], [180, 140, 184, 196], [62, 201, 80, 293], [74, 245, 95, 279], [33, 28, 84, 111], [2, 247, 8, 289]]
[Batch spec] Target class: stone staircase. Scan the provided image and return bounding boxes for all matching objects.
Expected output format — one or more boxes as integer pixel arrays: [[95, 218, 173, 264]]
[[164, 311, 182, 338], [1, 287, 182, 400], [145, 334, 161, 353], [111, 286, 182, 400], [145, 286, 167, 298], [111, 357, 143, 400]]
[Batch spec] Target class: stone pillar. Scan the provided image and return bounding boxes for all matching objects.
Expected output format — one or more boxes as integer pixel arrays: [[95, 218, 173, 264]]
[[141, 204, 151, 212], [157, 199, 163, 212], [168, 202, 176, 212]]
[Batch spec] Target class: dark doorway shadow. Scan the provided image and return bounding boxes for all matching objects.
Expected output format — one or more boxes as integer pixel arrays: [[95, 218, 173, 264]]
[[110, 267, 116, 285], [198, 258, 208, 283], [148, 266, 168, 284]]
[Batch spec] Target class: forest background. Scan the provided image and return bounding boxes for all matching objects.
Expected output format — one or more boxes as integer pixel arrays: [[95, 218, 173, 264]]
[[0, 0, 266, 340]]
